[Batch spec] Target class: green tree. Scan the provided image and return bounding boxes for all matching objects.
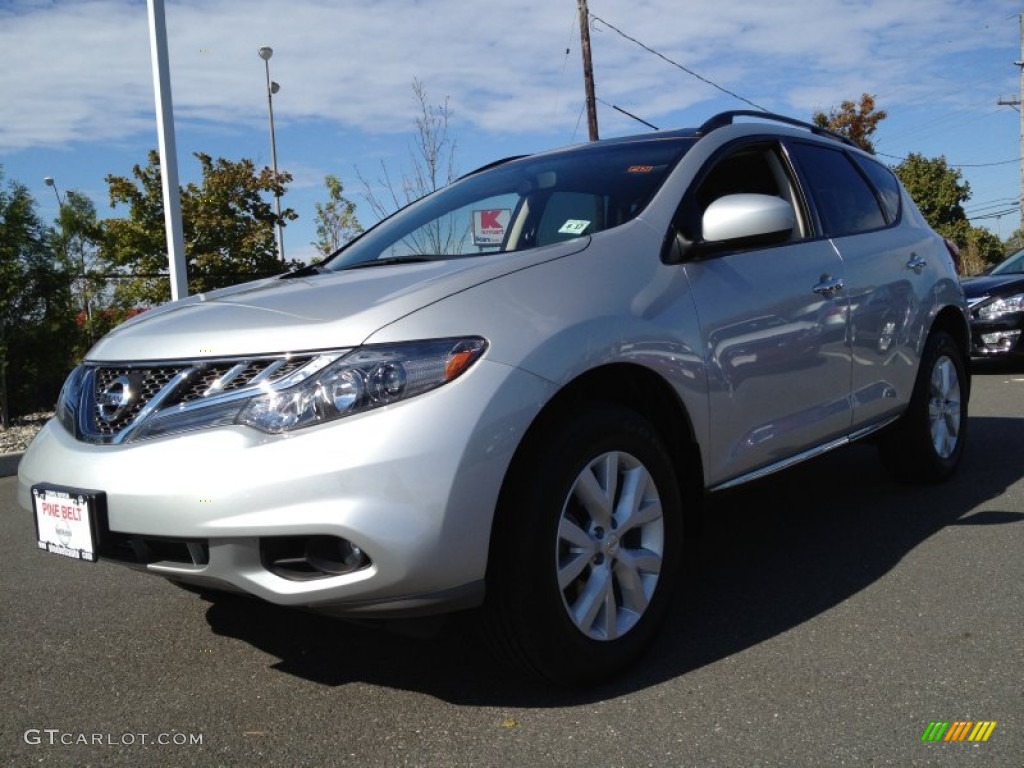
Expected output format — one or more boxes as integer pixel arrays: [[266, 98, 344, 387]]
[[893, 153, 1003, 275], [51, 190, 105, 353], [101, 150, 300, 307], [0, 169, 77, 424], [1003, 228, 1024, 256], [312, 174, 363, 258], [961, 226, 1005, 276], [893, 153, 971, 243], [812, 93, 887, 153]]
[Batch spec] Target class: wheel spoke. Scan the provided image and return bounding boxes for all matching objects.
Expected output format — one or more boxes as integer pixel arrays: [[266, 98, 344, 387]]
[[557, 518, 597, 589], [931, 358, 950, 398], [615, 466, 661, 533], [558, 517, 594, 550], [558, 552, 591, 590], [601, 583, 618, 640], [613, 548, 659, 615], [572, 566, 613, 636], [619, 547, 662, 576], [572, 454, 617, 528]]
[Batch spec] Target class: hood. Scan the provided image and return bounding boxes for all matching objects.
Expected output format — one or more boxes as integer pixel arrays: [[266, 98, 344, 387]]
[[961, 273, 1024, 299], [88, 240, 589, 361]]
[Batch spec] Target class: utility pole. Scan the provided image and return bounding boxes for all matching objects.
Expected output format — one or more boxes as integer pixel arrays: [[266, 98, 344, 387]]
[[998, 13, 1024, 234], [577, 0, 599, 141]]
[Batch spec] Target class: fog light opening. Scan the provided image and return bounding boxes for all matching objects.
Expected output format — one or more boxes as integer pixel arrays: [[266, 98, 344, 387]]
[[304, 535, 369, 576], [980, 330, 1021, 351]]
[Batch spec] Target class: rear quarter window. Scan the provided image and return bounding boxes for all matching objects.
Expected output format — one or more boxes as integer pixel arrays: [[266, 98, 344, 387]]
[[787, 142, 887, 237], [852, 155, 902, 223]]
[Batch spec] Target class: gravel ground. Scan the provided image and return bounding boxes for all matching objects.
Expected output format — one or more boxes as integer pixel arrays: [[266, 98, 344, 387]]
[[0, 412, 52, 454]]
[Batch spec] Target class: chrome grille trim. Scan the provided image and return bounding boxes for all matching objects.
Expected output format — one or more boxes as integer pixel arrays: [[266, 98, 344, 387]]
[[248, 358, 288, 386], [72, 352, 343, 444], [112, 367, 199, 445], [201, 363, 250, 397]]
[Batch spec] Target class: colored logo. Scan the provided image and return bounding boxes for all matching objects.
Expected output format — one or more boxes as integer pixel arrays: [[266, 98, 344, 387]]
[[921, 721, 996, 742]]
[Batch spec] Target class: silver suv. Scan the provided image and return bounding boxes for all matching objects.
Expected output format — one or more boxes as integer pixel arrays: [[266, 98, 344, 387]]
[[20, 111, 970, 685]]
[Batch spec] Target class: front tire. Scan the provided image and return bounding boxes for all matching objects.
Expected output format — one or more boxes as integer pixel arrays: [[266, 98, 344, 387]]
[[484, 404, 683, 686], [878, 329, 968, 483]]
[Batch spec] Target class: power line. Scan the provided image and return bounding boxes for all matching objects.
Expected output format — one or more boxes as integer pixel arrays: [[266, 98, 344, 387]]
[[876, 150, 1020, 168], [587, 12, 768, 112], [966, 197, 1020, 213], [951, 158, 1021, 168], [971, 206, 1019, 221], [550, 7, 579, 132]]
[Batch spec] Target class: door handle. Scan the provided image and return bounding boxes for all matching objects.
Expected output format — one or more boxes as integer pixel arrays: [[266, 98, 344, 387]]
[[906, 253, 927, 274], [813, 275, 845, 297]]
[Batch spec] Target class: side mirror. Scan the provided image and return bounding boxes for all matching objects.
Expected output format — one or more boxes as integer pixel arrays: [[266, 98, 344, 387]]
[[663, 193, 798, 264], [702, 193, 796, 243]]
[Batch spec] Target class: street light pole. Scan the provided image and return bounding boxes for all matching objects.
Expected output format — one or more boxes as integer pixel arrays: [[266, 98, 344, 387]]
[[43, 176, 64, 208], [258, 45, 285, 262]]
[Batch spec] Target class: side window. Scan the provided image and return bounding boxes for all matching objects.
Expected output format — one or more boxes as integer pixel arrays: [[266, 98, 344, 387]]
[[788, 142, 887, 236], [852, 155, 901, 223], [692, 144, 806, 240]]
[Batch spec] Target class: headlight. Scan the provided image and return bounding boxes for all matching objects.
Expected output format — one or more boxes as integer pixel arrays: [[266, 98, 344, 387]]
[[237, 337, 487, 433], [58, 338, 488, 444], [56, 364, 87, 436], [979, 292, 1024, 318]]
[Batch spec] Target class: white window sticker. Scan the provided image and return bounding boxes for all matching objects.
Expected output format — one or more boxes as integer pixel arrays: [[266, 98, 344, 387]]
[[558, 219, 591, 236]]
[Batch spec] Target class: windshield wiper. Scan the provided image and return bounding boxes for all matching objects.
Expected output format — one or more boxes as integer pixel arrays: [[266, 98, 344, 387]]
[[341, 256, 438, 271], [281, 262, 326, 279]]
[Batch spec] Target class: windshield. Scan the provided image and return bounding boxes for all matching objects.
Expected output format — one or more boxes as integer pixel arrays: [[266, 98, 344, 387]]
[[322, 138, 694, 271], [991, 249, 1024, 275]]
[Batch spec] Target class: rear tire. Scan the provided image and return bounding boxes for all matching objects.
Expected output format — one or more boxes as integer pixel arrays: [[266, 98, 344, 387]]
[[878, 330, 968, 483], [484, 404, 683, 686]]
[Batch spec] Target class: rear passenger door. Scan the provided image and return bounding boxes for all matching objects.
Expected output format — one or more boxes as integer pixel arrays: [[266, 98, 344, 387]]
[[785, 142, 928, 429], [679, 140, 853, 484]]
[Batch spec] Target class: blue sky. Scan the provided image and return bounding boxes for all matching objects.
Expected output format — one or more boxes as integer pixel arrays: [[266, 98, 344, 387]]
[[2, 0, 1023, 267]]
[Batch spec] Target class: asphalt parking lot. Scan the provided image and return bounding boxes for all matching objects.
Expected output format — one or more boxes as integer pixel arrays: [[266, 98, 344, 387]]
[[2, 361, 1022, 768]]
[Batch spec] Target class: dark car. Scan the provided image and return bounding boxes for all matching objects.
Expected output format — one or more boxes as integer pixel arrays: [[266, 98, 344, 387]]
[[962, 248, 1024, 358]]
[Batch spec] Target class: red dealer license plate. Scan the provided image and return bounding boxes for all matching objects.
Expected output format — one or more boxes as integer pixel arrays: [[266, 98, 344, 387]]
[[32, 485, 102, 563]]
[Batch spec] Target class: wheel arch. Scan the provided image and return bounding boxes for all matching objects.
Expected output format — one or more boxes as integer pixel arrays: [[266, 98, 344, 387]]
[[929, 304, 972, 398], [489, 363, 705, 563]]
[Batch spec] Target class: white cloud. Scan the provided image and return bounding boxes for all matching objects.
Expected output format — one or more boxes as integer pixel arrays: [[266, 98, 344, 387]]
[[1, 0, 1019, 153]]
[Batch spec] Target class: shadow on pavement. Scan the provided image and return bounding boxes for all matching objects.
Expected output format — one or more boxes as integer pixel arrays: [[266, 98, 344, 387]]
[[204, 414, 1024, 706], [970, 356, 1024, 376]]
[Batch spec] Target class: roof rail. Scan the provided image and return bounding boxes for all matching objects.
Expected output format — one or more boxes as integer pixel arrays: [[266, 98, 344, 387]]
[[697, 110, 867, 153]]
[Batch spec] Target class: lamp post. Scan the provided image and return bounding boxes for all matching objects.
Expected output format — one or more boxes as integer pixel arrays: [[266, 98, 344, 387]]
[[258, 45, 285, 261], [43, 175, 63, 208], [44, 176, 94, 335]]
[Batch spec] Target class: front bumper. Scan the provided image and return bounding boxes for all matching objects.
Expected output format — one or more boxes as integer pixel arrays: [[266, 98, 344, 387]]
[[18, 361, 550, 616], [969, 317, 1024, 357]]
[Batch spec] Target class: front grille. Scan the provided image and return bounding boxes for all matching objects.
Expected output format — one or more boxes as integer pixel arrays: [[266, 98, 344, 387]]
[[92, 366, 186, 436], [174, 360, 295, 403], [75, 353, 322, 444]]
